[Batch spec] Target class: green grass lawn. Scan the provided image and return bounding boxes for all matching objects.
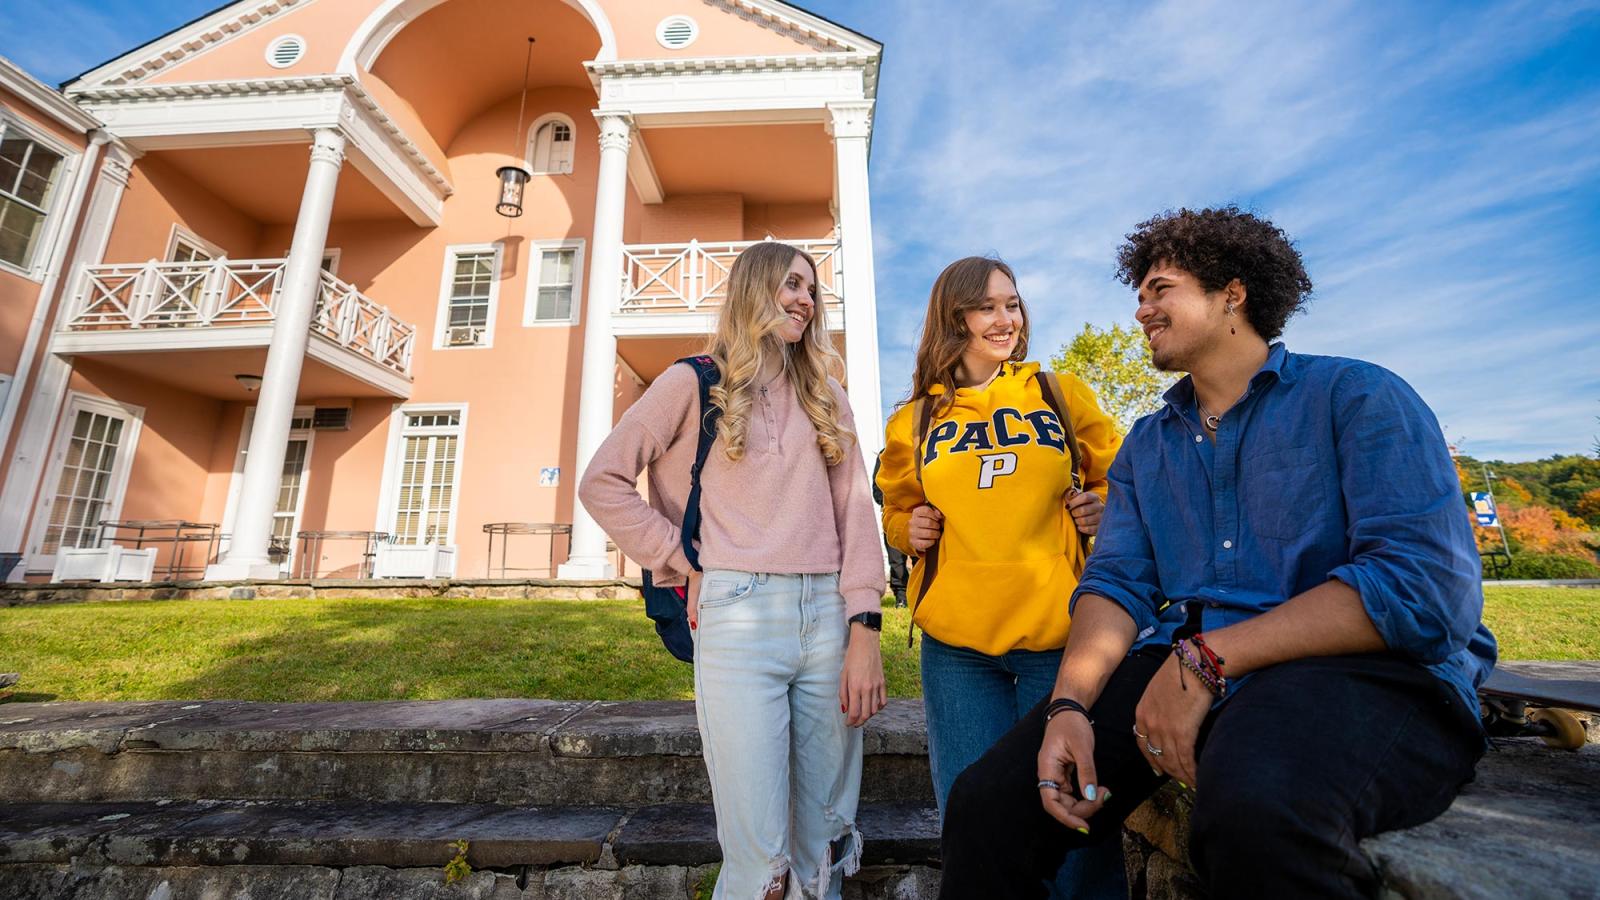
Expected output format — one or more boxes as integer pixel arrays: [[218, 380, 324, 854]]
[[0, 587, 1593, 703]]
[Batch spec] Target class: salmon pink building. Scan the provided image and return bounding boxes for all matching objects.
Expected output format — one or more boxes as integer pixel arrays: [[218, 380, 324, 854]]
[[0, 0, 884, 583]]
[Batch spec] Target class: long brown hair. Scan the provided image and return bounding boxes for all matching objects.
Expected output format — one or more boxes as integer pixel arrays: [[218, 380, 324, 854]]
[[910, 256, 1030, 416], [706, 241, 853, 465]]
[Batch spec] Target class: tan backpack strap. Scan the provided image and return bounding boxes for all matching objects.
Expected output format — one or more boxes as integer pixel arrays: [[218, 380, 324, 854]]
[[1035, 371, 1084, 492], [1036, 371, 1092, 560]]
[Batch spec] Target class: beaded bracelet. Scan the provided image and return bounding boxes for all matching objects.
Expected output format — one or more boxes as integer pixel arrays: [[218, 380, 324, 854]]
[[1174, 638, 1228, 698]]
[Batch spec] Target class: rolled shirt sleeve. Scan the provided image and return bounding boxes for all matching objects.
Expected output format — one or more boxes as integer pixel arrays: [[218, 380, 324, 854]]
[[1325, 367, 1485, 665], [1070, 441, 1165, 637]]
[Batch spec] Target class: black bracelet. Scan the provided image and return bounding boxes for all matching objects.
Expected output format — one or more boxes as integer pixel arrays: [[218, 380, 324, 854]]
[[1043, 697, 1093, 725]]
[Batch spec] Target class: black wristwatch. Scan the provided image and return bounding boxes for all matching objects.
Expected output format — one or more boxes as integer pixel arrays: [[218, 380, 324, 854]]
[[847, 612, 883, 631]]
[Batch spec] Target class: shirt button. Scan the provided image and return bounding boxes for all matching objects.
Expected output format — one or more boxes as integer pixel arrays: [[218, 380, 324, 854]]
[[1222, 540, 1233, 549], [1194, 434, 1203, 443]]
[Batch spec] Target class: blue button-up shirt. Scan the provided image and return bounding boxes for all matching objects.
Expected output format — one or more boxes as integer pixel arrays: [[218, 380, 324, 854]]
[[1072, 343, 1497, 711]]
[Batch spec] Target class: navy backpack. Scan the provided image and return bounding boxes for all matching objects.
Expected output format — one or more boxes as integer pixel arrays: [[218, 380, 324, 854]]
[[640, 355, 721, 664]]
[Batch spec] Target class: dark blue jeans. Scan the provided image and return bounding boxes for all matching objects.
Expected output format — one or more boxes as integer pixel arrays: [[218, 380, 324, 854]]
[[921, 635, 1126, 900], [939, 650, 1484, 899]]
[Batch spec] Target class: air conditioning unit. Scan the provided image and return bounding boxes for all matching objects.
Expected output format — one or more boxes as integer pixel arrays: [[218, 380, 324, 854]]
[[448, 326, 483, 346], [312, 407, 351, 431]]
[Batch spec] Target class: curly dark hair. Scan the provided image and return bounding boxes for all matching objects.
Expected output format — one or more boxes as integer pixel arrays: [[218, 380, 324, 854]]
[[1115, 206, 1312, 341]]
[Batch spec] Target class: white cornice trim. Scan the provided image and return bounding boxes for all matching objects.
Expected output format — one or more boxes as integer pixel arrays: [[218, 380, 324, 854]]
[[70, 74, 450, 196], [706, 0, 881, 55], [64, 0, 315, 91], [0, 55, 101, 132], [587, 51, 879, 95]]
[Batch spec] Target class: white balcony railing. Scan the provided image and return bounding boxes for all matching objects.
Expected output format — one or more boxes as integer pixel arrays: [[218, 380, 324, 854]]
[[618, 237, 842, 315], [62, 259, 415, 377]]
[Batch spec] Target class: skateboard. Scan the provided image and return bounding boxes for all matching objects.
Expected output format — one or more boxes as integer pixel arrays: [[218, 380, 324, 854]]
[[1478, 668, 1599, 751]]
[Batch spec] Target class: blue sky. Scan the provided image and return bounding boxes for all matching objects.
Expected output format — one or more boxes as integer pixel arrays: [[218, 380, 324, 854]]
[[4, 0, 1597, 460]]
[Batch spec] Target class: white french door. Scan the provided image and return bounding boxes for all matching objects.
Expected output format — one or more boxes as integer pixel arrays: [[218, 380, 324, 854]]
[[222, 408, 313, 574], [26, 393, 144, 572]]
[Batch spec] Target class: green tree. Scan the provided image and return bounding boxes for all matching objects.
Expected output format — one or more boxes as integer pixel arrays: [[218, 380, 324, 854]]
[[1050, 322, 1167, 433]]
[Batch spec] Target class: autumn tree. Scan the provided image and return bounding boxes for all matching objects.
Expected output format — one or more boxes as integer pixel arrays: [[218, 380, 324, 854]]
[[1577, 488, 1600, 527], [1050, 323, 1167, 433]]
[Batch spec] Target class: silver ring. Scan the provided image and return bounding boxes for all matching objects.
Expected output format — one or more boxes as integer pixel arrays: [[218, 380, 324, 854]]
[[1132, 725, 1149, 740], [1146, 743, 1164, 757], [1036, 779, 1061, 791]]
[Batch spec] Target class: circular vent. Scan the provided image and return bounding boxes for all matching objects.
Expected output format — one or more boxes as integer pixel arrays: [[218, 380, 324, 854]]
[[656, 16, 699, 50], [265, 35, 306, 69]]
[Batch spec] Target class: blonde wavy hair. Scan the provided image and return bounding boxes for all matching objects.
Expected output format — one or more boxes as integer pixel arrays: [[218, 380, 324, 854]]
[[707, 241, 853, 465]]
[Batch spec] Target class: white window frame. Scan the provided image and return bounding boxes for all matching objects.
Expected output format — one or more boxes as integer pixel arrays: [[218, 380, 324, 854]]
[[433, 243, 501, 350], [165, 224, 224, 262], [0, 111, 81, 282], [0, 374, 12, 419], [374, 402, 468, 547], [219, 405, 316, 572], [24, 391, 145, 573], [525, 113, 577, 176], [522, 239, 586, 327]]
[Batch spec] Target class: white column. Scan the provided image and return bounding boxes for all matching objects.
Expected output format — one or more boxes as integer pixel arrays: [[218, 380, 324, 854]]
[[828, 101, 885, 466], [207, 128, 345, 580], [559, 111, 633, 580], [0, 143, 135, 560]]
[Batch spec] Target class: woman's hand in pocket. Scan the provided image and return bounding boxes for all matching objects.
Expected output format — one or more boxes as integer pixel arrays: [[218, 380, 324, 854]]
[[908, 505, 944, 553], [840, 624, 886, 726], [686, 570, 702, 629]]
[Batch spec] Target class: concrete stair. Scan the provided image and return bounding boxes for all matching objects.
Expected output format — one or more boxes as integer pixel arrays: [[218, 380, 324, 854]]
[[0, 699, 938, 898]]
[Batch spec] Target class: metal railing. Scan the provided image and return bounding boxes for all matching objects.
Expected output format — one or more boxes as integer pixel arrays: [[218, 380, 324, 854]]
[[618, 237, 843, 314], [62, 258, 415, 377]]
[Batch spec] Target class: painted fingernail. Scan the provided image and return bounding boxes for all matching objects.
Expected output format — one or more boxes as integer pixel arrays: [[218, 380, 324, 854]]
[[841, 704, 847, 713], [1075, 826, 1090, 835], [1099, 789, 1112, 802], [1084, 784, 1097, 802], [1178, 781, 1189, 791], [690, 620, 697, 630]]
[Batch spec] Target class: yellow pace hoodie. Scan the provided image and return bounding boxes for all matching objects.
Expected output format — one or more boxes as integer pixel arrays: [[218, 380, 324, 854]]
[[876, 362, 1121, 655]]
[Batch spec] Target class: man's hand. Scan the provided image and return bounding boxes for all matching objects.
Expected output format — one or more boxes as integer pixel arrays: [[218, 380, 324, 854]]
[[1067, 490, 1104, 535], [686, 570, 702, 629], [1132, 654, 1212, 789], [908, 505, 943, 553], [839, 624, 886, 726], [1037, 710, 1109, 833]]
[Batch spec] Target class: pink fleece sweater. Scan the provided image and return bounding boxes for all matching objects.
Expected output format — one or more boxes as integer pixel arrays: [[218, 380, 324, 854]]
[[578, 363, 886, 618]]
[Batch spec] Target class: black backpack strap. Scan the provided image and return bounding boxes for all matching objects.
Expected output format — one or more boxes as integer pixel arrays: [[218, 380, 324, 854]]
[[676, 355, 722, 572], [906, 396, 940, 647]]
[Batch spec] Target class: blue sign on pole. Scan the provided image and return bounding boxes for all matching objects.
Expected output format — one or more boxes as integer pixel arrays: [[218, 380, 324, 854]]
[[1471, 492, 1498, 528]]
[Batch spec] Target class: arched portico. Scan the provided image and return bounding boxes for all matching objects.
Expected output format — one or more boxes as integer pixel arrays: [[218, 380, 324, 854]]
[[339, 0, 617, 75]]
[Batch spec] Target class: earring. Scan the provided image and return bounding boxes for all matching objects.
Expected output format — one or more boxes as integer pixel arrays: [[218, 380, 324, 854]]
[[1226, 303, 1236, 335]]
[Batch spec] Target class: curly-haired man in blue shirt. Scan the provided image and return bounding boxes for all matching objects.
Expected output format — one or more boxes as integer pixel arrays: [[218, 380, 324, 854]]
[[939, 206, 1497, 899]]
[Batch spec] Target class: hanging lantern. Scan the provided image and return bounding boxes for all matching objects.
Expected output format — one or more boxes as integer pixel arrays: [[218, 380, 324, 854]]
[[495, 37, 537, 219], [495, 165, 530, 217]]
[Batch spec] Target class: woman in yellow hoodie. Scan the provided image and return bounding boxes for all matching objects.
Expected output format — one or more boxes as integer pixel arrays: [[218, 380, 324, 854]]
[[877, 256, 1124, 897]]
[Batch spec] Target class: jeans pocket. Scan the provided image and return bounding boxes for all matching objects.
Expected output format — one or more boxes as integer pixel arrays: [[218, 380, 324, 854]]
[[699, 570, 759, 608]]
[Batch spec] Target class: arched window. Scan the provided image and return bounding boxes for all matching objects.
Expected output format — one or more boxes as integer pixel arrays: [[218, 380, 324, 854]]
[[528, 116, 575, 175]]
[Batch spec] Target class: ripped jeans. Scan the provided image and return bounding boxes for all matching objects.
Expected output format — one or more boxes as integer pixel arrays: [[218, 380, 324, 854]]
[[693, 570, 864, 900]]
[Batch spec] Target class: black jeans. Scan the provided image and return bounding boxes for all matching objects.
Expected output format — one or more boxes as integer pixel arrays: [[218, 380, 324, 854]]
[[939, 650, 1484, 899]]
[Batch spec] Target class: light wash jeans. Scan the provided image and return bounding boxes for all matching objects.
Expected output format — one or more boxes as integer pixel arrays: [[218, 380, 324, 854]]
[[693, 570, 864, 900], [922, 634, 1128, 900]]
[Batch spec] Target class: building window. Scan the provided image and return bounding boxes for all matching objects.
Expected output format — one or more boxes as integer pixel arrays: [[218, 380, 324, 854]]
[[528, 117, 575, 175], [390, 409, 463, 545], [524, 241, 585, 326], [655, 16, 699, 50], [435, 245, 500, 349], [41, 408, 126, 554], [265, 35, 307, 68], [0, 125, 65, 272]]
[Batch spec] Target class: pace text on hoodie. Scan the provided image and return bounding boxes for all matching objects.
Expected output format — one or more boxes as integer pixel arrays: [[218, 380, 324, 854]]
[[578, 363, 886, 619], [876, 362, 1121, 655]]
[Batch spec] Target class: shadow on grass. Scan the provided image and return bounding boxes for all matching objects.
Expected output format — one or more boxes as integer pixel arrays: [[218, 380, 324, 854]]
[[2, 692, 57, 702], [158, 599, 698, 702]]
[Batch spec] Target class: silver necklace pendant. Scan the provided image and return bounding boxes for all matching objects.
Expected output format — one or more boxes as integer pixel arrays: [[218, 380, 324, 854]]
[[1204, 414, 1220, 431]]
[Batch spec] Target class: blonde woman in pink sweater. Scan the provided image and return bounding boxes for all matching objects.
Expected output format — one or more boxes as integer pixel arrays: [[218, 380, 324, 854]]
[[579, 241, 887, 900]]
